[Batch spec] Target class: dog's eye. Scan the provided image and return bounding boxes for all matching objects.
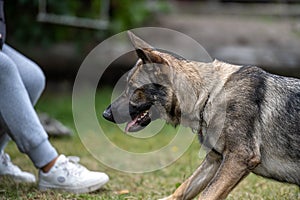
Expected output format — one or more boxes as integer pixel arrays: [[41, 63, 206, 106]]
[[131, 89, 146, 102], [128, 90, 148, 109]]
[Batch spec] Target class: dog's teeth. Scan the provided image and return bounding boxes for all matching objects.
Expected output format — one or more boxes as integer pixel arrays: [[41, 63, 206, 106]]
[[138, 111, 149, 121], [144, 111, 148, 116]]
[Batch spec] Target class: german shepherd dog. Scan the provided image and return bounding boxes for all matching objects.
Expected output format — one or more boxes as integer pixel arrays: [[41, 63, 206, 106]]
[[103, 32, 300, 200]]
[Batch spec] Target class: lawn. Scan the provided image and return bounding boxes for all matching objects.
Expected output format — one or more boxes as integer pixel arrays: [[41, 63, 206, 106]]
[[0, 87, 299, 200]]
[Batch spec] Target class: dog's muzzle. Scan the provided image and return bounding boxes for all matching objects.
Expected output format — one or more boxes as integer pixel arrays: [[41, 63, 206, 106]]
[[102, 97, 132, 124]]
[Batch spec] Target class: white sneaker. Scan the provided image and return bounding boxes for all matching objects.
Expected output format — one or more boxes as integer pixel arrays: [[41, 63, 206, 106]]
[[38, 155, 109, 194], [0, 151, 36, 183]]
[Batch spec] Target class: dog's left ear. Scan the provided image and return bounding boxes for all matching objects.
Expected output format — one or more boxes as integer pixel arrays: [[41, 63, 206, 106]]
[[128, 31, 166, 64]]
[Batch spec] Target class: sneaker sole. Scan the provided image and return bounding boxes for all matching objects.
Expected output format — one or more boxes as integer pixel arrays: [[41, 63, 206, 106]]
[[38, 176, 109, 194]]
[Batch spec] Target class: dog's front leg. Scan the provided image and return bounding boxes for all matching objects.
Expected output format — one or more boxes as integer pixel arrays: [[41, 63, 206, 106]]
[[198, 151, 260, 200], [159, 150, 222, 200]]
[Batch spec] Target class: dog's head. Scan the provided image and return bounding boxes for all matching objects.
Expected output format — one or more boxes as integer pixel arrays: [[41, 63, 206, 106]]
[[103, 32, 181, 132]]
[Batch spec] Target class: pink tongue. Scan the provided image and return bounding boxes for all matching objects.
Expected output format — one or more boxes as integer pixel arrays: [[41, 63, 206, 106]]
[[125, 117, 138, 132]]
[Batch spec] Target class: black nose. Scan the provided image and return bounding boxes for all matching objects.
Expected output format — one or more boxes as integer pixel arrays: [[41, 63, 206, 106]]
[[102, 105, 115, 122]]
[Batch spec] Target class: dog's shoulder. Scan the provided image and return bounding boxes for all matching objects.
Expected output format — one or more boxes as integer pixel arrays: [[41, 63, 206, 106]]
[[226, 65, 267, 84], [224, 65, 267, 105]]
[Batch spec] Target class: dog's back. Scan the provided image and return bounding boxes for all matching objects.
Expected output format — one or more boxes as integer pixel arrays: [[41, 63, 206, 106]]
[[255, 72, 300, 185], [225, 66, 300, 185]]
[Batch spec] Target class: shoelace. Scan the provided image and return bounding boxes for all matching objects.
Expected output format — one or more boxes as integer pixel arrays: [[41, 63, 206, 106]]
[[0, 152, 22, 173], [67, 156, 80, 163], [59, 156, 86, 177], [1, 152, 11, 167]]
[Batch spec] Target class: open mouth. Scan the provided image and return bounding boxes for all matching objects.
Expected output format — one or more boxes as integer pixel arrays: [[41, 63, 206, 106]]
[[125, 110, 152, 132]]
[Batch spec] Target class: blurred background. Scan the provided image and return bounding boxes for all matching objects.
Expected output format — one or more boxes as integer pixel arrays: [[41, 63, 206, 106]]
[[3, 2, 300, 199], [5, 0, 300, 90]]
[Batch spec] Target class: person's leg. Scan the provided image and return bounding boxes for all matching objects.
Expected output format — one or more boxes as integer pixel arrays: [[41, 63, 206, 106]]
[[2, 45, 45, 105], [0, 46, 57, 182], [0, 46, 109, 192], [0, 50, 58, 168], [0, 44, 48, 158]]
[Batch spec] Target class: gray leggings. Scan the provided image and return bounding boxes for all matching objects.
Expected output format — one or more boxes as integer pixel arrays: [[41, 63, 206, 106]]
[[0, 44, 58, 168]]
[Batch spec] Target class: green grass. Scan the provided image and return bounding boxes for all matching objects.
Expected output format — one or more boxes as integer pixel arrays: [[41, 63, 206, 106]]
[[1, 87, 299, 199]]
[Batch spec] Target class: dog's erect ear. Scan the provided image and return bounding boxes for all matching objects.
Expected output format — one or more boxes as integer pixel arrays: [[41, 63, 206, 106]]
[[128, 31, 153, 51], [128, 31, 166, 64]]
